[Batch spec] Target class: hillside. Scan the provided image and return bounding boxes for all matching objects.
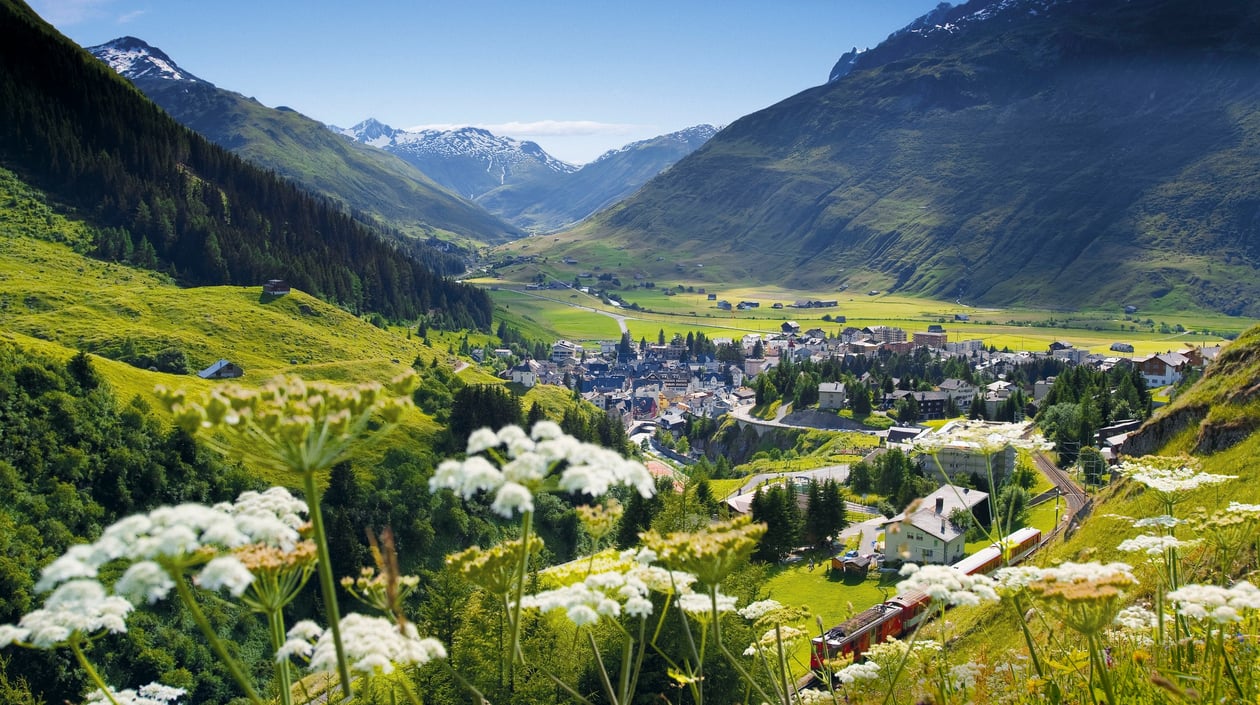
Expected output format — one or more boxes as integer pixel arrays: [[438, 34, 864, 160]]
[[0, 0, 490, 326], [477, 125, 718, 233], [88, 37, 521, 246], [536, 0, 1260, 317]]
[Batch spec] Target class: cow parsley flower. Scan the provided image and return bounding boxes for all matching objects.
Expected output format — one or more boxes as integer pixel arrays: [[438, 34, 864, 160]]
[[898, 564, 999, 606], [85, 682, 186, 705], [1117, 534, 1199, 558], [738, 599, 785, 622], [8, 579, 132, 648], [1113, 605, 1160, 632], [834, 660, 881, 685], [194, 556, 255, 597], [1167, 581, 1260, 624], [431, 424, 654, 518], [115, 561, 176, 605], [307, 613, 445, 675], [677, 591, 736, 617]]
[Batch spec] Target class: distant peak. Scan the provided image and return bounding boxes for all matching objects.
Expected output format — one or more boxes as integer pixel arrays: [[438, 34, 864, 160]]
[[88, 36, 205, 84]]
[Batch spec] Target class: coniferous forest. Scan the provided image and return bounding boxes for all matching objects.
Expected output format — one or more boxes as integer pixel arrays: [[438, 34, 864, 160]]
[[0, 0, 490, 327]]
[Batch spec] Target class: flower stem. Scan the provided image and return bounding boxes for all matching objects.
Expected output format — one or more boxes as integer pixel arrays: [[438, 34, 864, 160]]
[[507, 510, 534, 668], [304, 471, 353, 701], [267, 607, 293, 705], [69, 638, 121, 705], [173, 575, 265, 705]]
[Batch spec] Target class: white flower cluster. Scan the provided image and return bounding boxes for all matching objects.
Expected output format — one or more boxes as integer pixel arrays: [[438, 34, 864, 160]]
[[949, 661, 983, 690], [430, 422, 655, 518], [291, 614, 446, 675], [1032, 561, 1136, 585], [742, 625, 807, 656], [833, 660, 881, 685], [678, 591, 737, 616], [737, 599, 785, 621], [992, 566, 1045, 594], [1166, 581, 1260, 624], [213, 487, 309, 551], [1113, 605, 1160, 632], [86, 682, 186, 705], [1225, 501, 1260, 517], [914, 420, 1051, 455], [898, 564, 999, 606], [35, 488, 310, 604], [523, 569, 655, 626], [0, 579, 132, 648], [1120, 459, 1236, 496], [1117, 534, 1199, 558], [1132, 515, 1183, 529]]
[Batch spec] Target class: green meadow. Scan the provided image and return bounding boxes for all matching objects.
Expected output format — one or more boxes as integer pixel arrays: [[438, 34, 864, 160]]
[[484, 278, 1251, 356]]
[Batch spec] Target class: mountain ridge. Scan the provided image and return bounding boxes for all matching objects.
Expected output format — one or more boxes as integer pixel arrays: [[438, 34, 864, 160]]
[[546, 0, 1260, 316], [88, 36, 521, 245], [342, 118, 716, 233]]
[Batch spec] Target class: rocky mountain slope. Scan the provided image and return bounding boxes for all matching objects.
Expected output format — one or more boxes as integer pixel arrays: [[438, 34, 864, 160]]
[[549, 0, 1260, 316], [89, 37, 520, 245]]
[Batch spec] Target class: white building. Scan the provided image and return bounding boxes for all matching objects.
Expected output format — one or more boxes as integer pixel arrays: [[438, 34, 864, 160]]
[[886, 485, 988, 565]]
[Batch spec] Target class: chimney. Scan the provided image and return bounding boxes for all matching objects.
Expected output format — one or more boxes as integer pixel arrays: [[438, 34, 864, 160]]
[[935, 497, 944, 514]]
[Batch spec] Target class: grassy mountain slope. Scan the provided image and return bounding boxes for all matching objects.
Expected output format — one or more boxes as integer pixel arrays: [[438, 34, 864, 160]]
[[545, 0, 1260, 316], [99, 42, 521, 245], [0, 0, 490, 325]]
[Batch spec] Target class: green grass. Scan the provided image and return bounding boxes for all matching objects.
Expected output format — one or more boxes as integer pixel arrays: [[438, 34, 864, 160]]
[[482, 276, 1250, 358], [762, 557, 904, 674]]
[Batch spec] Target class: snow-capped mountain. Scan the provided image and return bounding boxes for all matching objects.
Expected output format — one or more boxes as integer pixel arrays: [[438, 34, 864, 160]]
[[90, 36, 207, 84], [829, 0, 1063, 83], [338, 119, 576, 200], [477, 124, 719, 233]]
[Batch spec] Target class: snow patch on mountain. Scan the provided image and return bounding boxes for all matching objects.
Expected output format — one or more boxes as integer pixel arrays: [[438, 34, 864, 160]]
[[88, 37, 205, 84], [590, 124, 719, 163], [341, 119, 577, 177]]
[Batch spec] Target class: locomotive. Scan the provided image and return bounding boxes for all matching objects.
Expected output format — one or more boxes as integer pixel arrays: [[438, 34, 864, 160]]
[[810, 527, 1041, 668]]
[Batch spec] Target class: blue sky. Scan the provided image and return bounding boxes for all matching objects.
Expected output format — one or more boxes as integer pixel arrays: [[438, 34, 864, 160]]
[[33, 0, 946, 164]]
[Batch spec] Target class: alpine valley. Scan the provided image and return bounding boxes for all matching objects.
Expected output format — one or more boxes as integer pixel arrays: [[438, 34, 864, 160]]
[[518, 0, 1260, 317], [8, 0, 1260, 704]]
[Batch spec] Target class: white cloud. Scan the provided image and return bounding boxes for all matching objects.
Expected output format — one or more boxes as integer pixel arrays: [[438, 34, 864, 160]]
[[404, 120, 645, 138], [116, 8, 146, 24]]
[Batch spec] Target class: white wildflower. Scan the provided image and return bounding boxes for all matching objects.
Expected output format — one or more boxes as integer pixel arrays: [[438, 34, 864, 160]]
[[1133, 514, 1183, 529], [466, 427, 500, 454], [286, 619, 324, 641], [992, 566, 1044, 594], [743, 625, 806, 656], [898, 564, 999, 606], [194, 556, 255, 597], [490, 481, 534, 518], [431, 424, 655, 517], [1117, 534, 1199, 558], [949, 661, 983, 690], [738, 599, 786, 621], [0, 624, 31, 648], [17, 579, 132, 647], [1113, 605, 1159, 632], [34, 545, 99, 593], [834, 660, 881, 685], [1168, 582, 1260, 624], [85, 682, 185, 705], [115, 561, 175, 605], [678, 591, 736, 616], [308, 613, 445, 675]]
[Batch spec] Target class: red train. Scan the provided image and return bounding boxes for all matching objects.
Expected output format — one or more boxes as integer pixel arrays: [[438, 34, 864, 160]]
[[810, 527, 1042, 669]]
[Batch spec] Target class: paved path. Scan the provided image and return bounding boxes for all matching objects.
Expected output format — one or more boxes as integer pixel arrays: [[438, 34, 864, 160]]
[[731, 464, 852, 497]]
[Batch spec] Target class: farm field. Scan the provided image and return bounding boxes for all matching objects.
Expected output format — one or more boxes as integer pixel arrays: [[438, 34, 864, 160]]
[[482, 280, 1253, 356]]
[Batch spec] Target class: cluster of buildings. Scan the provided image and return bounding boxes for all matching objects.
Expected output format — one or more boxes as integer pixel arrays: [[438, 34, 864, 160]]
[[498, 324, 1224, 431]]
